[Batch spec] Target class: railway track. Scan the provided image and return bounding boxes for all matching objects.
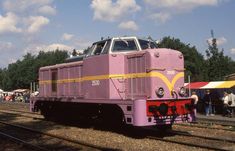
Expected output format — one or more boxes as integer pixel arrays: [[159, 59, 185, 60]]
[[170, 130, 235, 143], [197, 118, 235, 127], [2, 108, 235, 133], [0, 108, 234, 150], [0, 131, 49, 151], [147, 135, 233, 151], [0, 108, 40, 116], [0, 109, 44, 120], [4, 108, 40, 115], [0, 102, 29, 110], [0, 120, 119, 151], [146, 129, 235, 151], [176, 123, 235, 132]]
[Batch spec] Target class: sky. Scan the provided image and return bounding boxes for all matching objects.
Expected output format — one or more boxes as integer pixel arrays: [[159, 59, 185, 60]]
[[0, 0, 235, 68]]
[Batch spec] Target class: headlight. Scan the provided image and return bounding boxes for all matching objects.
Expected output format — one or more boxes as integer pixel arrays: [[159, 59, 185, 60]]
[[156, 87, 164, 98], [179, 87, 186, 96]]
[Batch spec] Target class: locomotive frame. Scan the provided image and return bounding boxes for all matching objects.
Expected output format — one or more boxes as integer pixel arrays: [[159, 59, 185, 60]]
[[30, 36, 194, 127]]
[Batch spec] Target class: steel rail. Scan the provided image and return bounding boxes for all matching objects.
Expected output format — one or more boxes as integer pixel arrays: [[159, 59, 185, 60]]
[[147, 136, 231, 151], [176, 123, 235, 132], [0, 131, 49, 151], [0, 108, 40, 115], [169, 130, 235, 143], [0, 110, 44, 120], [197, 118, 235, 127], [0, 120, 119, 151]]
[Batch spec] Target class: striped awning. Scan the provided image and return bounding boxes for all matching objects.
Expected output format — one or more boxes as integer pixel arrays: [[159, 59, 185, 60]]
[[185, 82, 208, 89], [216, 81, 235, 88], [185, 81, 235, 89]]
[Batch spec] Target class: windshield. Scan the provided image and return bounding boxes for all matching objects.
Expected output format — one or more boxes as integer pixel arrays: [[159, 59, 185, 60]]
[[138, 39, 157, 50], [112, 39, 138, 52]]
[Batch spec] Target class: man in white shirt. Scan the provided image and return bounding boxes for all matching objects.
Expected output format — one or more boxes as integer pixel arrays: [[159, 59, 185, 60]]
[[223, 91, 231, 116], [191, 91, 199, 121], [227, 90, 235, 117]]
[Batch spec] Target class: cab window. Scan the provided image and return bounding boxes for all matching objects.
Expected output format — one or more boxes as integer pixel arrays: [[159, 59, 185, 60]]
[[101, 40, 111, 54], [138, 39, 157, 50], [92, 42, 106, 55], [112, 39, 138, 52]]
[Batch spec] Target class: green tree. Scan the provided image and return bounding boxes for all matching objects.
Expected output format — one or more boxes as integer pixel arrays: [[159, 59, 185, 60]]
[[0, 68, 5, 89], [205, 31, 235, 81], [1, 50, 68, 91], [157, 36, 206, 82]]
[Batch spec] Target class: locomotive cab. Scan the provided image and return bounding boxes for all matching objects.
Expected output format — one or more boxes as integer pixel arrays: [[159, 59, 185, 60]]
[[80, 37, 157, 57]]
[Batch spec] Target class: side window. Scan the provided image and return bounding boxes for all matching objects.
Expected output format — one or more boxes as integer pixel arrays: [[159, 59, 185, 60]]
[[101, 40, 111, 54], [112, 40, 138, 52], [83, 45, 94, 56], [138, 39, 157, 50], [92, 42, 106, 55]]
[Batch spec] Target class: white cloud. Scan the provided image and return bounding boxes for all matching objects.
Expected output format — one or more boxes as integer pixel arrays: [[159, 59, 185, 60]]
[[8, 58, 17, 64], [0, 41, 13, 51], [38, 5, 56, 15], [118, 21, 138, 31], [230, 48, 235, 54], [0, 12, 22, 34], [207, 37, 227, 46], [143, 0, 227, 23], [1, 0, 56, 34], [91, 0, 141, 22], [62, 33, 74, 41], [26, 16, 50, 33], [149, 12, 171, 23], [144, 0, 219, 11], [44, 43, 73, 51], [74, 39, 92, 49], [25, 43, 74, 54], [3, 0, 53, 12]]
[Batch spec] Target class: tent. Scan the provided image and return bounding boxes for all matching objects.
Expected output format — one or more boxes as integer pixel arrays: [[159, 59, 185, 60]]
[[185, 81, 235, 114], [185, 81, 235, 89]]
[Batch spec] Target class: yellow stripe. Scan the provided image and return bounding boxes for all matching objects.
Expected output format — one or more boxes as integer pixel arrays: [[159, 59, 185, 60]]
[[172, 72, 184, 88], [39, 72, 184, 92], [149, 72, 173, 92], [215, 81, 235, 88]]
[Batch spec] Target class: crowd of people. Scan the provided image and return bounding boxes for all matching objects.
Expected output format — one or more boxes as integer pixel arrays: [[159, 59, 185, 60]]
[[0, 91, 31, 103], [191, 90, 235, 118]]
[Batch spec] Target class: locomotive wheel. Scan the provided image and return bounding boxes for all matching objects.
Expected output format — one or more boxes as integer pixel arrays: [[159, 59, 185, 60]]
[[99, 105, 125, 127], [155, 124, 172, 131], [39, 102, 54, 120], [40, 107, 52, 120]]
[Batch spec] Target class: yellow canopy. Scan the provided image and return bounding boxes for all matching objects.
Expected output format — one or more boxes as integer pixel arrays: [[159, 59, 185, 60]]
[[215, 81, 235, 88]]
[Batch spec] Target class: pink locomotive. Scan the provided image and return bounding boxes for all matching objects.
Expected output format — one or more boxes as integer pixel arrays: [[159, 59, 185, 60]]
[[30, 36, 194, 127]]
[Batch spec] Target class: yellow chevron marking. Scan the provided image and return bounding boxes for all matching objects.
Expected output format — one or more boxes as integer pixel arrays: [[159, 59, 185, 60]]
[[39, 72, 184, 92]]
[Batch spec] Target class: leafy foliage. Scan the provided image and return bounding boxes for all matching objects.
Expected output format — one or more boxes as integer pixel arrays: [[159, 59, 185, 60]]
[[204, 32, 235, 81], [0, 50, 68, 91]]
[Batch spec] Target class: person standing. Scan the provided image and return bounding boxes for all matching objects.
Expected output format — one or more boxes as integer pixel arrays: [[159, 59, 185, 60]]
[[227, 90, 235, 116], [191, 91, 199, 121], [222, 91, 230, 116], [203, 90, 212, 116]]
